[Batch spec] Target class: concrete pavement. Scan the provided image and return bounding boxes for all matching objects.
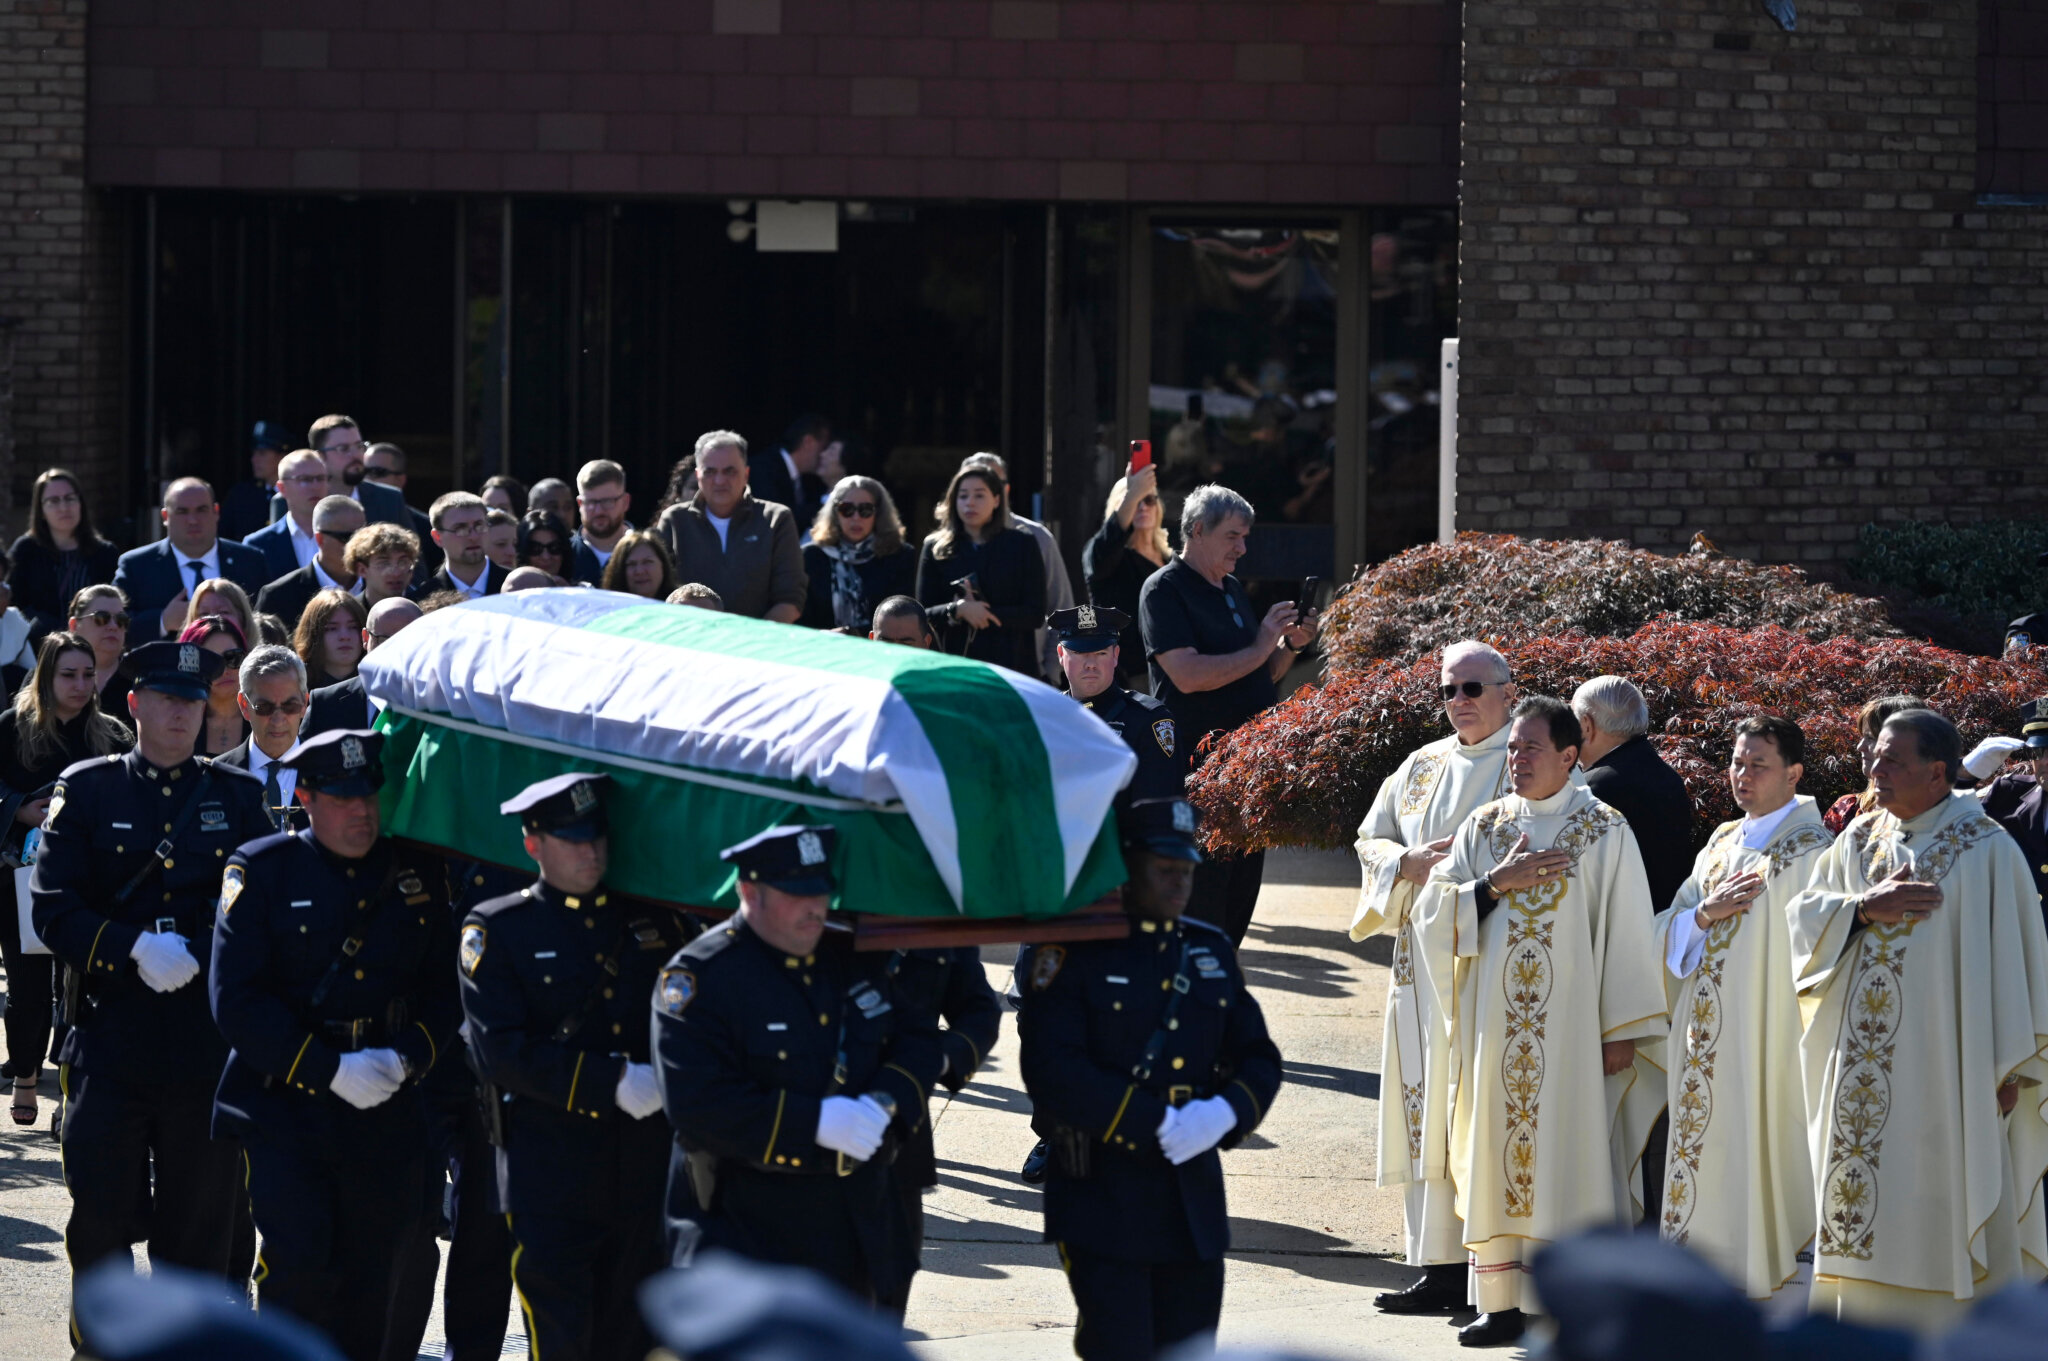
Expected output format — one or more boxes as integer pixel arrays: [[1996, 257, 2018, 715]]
[[0, 849, 1518, 1359]]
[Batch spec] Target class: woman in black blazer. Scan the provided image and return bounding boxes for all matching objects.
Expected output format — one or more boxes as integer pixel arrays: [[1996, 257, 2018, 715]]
[[8, 469, 121, 641], [801, 477, 917, 632], [913, 465, 1046, 675]]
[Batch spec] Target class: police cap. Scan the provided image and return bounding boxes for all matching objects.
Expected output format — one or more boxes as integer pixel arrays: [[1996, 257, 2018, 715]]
[[122, 640, 225, 702], [1119, 797, 1203, 864], [1048, 603, 1129, 653], [251, 420, 288, 452], [2023, 697, 2048, 751], [639, 1252, 915, 1361], [500, 772, 609, 842], [75, 1259, 347, 1361], [280, 729, 385, 798], [720, 824, 837, 895]]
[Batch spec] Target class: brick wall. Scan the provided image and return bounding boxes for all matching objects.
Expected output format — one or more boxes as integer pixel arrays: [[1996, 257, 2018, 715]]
[[1458, 0, 2048, 565], [2, 0, 127, 528], [86, 0, 1459, 205]]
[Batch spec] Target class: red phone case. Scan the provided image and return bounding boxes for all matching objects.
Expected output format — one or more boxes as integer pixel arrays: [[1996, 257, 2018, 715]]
[[1129, 440, 1152, 472]]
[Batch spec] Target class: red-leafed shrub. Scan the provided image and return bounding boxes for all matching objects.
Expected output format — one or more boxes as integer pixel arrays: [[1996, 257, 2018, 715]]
[[1191, 622, 2048, 855], [1321, 533, 1899, 673]]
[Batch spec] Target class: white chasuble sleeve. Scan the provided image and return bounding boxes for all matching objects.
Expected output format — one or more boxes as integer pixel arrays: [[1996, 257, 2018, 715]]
[[1352, 759, 1417, 942]]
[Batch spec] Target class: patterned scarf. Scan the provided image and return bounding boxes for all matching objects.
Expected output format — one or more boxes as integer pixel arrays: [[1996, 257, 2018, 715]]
[[823, 537, 878, 631]]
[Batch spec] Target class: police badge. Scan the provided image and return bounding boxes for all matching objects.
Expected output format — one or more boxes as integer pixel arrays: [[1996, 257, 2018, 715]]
[[1152, 718, 1175, 758], [656, 967, 696, 1017], [340, 736, 365, 770], [460, 924, 488, 977], [1029, 944, 1066, 991], [797, 830, 825, 866]]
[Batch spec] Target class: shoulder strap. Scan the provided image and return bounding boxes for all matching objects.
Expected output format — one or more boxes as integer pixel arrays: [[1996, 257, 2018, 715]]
[[306, 852, 406, 1010], [1130, 936, 1195, 1083], [111, 766, 215, 907], [551, 913, 636, 1043]]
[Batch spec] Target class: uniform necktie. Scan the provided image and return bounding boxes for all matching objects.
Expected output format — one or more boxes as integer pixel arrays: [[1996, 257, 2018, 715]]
[[186, 558, 207, 593], [262, 762, 284, 829]]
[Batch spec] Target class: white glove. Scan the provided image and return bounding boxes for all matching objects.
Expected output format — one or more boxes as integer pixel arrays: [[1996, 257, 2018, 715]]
[[330, 1050, 405, 1110], [814, 1094, 889, 1160], [1964, 736, 2027, 780], [615, 1062, 663, 1119], [129, 931, 200, 993], [1158, 1096, 1238, 1166]]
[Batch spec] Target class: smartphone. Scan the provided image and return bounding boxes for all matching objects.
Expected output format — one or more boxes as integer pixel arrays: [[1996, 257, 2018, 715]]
[[1295, 576, 1320, 616], [1128, 439, 1152, 473]]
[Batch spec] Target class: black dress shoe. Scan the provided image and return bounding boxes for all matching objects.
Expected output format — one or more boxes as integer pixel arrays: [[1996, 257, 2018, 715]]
[[1374, 1263, 1467, 1314], [1020, 1138, 1050, 1184], [1458, 1309, 1526, 1348]]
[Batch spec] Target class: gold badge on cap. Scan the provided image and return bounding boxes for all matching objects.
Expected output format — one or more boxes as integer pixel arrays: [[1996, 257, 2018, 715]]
[[460, 924, 488, 977]]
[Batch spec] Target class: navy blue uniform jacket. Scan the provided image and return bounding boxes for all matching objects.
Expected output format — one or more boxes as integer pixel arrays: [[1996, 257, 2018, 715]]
[[29, 751, 271, 1083], [1080, 684, 1187, 807], [888, 946, 1003, 1191], [459, 881, 696, 1219], [1018, 915, 1282, 1263], [209, 830, 459, 1150]]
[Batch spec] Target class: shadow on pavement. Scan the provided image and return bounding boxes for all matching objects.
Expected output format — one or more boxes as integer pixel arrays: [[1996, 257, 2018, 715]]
[[1245, 921, 1391, 969], [1280, 1059, 1379, 1100], [0, 1210, 63, 1262]]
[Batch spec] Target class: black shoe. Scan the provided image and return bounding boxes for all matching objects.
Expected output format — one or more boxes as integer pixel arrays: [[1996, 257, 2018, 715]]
[[1375, 1263, 1467, 1314], [1458, 1310, 1526, 1348], [1020, 1138, 1050, 1184]]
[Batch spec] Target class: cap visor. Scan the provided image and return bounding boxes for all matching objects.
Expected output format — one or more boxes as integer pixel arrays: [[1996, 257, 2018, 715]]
[[134, 678, 211, 702], [760, 873, 835, 896], [1059, 636, 1118, 653], [531, 817, 607, 844], [300, 773, 384, 798], [1134, 837, 1204, 864], [2026, 736, 2048, 750]]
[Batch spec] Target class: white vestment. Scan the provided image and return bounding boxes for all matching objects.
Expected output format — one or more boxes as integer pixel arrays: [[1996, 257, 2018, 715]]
[[1352, 723, 1512, 1265], [1654, 797, 1830, 1300], [1790, 794, 2048, 1331], [1421, 782, 1668, 1313]]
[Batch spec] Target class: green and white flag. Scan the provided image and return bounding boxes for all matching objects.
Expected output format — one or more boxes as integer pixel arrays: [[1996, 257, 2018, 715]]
[[361, 591, 1136, 920]]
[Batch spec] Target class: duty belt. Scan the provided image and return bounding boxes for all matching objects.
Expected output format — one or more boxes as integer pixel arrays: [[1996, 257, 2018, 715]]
[[319, 1018, 384, 1051]]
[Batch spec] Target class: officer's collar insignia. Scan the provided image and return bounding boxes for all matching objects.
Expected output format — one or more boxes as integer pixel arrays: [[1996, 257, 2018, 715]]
[[1171, 800, 1196, 833], [1153, 718, 1175, 758], [460, 924, 487, 977], [340, 736, 365, 770], [1076, 605, 1096, 632], [1029, 944, 1066, 992], [178, 644, 201, 674], [219, 864, 244, 915], [570, 781, 598, 814], [657, 967, 695, 1017], [798, 830, 826, 866]]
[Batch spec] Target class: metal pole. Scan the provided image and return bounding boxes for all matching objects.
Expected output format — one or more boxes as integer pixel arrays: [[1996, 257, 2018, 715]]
[[1438, 338, 1459, 545], [452, 199, 467, 491], [498, 196, 513, 478], [142, 191, 160, 536]]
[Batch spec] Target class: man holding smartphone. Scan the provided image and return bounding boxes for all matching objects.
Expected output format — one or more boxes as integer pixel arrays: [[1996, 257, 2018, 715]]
[[1138, 485, 1317, 945]]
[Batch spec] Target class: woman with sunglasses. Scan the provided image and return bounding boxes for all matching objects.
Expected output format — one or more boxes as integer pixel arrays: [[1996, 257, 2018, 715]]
[[517, 509, 575, 585], [293, 588, 368, 692], [0, 631, 133, 1125], [1084, 460, 1174, 687], [802, 477, 915, 633], [68, 584, 134, 717], [179, 613, 252, 758], [9, 468, 121, 641]]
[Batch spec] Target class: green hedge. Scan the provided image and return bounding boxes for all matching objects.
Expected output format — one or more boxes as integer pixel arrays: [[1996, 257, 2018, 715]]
[[1846, 520, 2048, 633]]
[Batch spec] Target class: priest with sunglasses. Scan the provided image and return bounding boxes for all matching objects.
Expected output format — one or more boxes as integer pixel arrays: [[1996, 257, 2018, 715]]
[[1351, 641, 1518, 1322]]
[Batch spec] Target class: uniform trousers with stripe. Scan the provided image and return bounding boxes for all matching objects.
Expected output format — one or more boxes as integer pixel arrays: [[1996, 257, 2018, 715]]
[[507, 1207, 665, 1361]]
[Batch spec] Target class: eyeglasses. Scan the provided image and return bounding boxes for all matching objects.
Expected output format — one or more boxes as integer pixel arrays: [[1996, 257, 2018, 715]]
[[320, 439, 367, 456], [247, 697, 307, 717], [440, 520, 487, 537], [40, 494, 80, 509], [79, 609, 132, 630], [580, 493, 625, 511], [1439, 681, 1496, 701], [362, 466, 398, 481], [837, 502, 877, 519]]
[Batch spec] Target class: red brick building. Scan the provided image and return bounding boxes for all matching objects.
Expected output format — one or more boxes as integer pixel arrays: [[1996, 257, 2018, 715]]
[[0, 0, 2039, 579]]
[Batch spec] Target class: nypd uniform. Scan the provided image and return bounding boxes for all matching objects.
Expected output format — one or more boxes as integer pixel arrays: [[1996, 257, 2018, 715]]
[[29, 642, 272, 1312], [1051, 605, 1186, 806], [459, 774, 694, 1361], [1981, 697, 2048, 923], [1017, 798, 1283, 1361], [651, 825, 944, 1307], [209, 730, 460, 1361], [880, 946, 1003, 1310]]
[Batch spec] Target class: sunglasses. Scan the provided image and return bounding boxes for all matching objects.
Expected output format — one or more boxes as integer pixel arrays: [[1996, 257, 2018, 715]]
[[220, 649, 248, 669], [527, 540, 564, 555], [248, 697, 307, 718], [80, 609, 132, 630], [837, 502, 877, 518], [362, 466, 399, 480], [1440, 681, 1496, 701]]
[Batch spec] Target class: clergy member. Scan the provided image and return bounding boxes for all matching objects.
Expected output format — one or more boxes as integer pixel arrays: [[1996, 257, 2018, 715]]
[[1791, 707, 2048, 1331], [1655, 715, 1828, 1307], [1420, 696, 1667, 1348], [1351, 641, 1516, 1315]]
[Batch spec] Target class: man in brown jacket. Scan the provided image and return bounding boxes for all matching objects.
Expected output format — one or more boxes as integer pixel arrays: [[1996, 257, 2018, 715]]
[[655, 431, 807, 622]]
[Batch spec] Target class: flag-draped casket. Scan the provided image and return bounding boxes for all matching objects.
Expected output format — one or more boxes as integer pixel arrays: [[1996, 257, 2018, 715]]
[[358, 592, 1136, 927]]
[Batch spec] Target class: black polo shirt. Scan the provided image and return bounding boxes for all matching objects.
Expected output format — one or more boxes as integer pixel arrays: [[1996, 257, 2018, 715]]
[[1138, 557, 1277, 757]]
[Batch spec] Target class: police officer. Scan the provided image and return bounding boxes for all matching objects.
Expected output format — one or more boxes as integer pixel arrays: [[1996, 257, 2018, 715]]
[[652, 825, 943, 1308], [209, 729, 460, 1361], [1981, 697, 2048, 922], [2003, 550, 2048, 659], [880, 945, 1002, 1311], [1050, 604, 1186, 805], [458, 773, 693, 1361], [1017, 797, 1283, 1361], [29, 640, 271, 1324]]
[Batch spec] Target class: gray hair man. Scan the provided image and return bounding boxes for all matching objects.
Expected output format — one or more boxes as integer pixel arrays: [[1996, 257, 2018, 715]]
[[253, 495, 366, 629], [229, 644, 312, 828], [655, 431, 805, 623], [1137, 483, 1317, 945], [959, 452, 1076, 681]]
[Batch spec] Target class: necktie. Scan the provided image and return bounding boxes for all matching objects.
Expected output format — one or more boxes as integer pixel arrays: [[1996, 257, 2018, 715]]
[[186, 559, 207, 592], [262, 762, 284, 830]]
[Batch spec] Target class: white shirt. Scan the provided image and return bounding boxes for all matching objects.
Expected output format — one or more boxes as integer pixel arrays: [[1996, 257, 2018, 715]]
[[706, 511, 732, 551], [1665, 799, 1801, 977], [444, 561, 490, 600], [175, 545, 221, 597], [289, 517, 320, 570], [310, 557, 364, 595], [246, 742, 299, 810]]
